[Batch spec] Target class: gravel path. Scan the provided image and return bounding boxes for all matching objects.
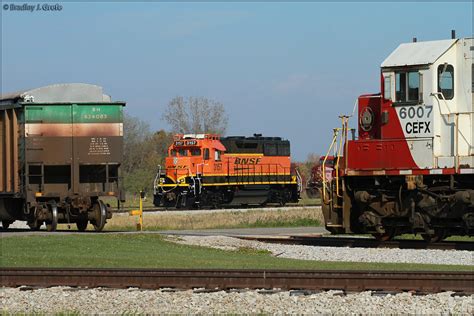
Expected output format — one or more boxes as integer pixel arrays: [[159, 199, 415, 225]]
[[171, 235, 474, 266], [1, 287, 472, 315]]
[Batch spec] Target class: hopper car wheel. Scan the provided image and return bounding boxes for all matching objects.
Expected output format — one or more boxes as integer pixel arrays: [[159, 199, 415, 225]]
[[46, 203, 58, 232], [91, 200, 107, 232], [76, 220, 88, 232]]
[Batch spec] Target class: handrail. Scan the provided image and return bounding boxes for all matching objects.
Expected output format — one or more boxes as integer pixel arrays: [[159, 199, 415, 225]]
[[153, 165, 162, 195], [295, 168, 303, 193], [322, 129, 339, 204], [322, 115, 349, 206]]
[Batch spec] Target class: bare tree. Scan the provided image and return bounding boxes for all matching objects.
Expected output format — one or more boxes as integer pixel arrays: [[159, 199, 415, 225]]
[[163, 96, 228, 134], [123, 113, 151, 174], [123, 113, 174, 194]]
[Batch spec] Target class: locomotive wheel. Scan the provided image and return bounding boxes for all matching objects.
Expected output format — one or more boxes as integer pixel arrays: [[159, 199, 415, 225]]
[[372, 228, 396, 241], [1, 220, 13, 230], [46, 203, 58, 232], [91, 200, 107, 232], [28, 221, 42, 231], [421, 229, 446, 243], [76, 220, 88, 232]]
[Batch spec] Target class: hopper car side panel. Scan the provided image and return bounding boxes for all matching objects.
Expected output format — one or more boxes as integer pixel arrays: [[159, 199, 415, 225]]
[[0, 108, 20, 194], [0, 99, 125, 231], [24, 104, 123, 199]]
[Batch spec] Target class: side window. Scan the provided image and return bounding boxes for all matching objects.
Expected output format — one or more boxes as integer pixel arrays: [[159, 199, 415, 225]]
[[190, 148, 201, 156], [438, 64, 454, 100], [395, 72, 406, 102], [214, 150, 221, 161], [170, 149, 177, 157], [178, 149, 188, 156], [407, 72, 420, 102], [203, 148, 210, 160], [383, 75, 392, 101]]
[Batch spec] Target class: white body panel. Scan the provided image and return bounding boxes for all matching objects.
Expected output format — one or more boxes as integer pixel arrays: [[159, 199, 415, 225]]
[[382, 38, 473, 170]]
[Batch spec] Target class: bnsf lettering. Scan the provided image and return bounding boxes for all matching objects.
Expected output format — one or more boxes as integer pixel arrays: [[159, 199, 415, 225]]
[[405, 121, 431, 134], [234, 157, 261, 165]]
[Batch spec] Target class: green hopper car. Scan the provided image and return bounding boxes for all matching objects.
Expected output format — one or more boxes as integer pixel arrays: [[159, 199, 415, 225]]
[[0, 83, 125, 231]]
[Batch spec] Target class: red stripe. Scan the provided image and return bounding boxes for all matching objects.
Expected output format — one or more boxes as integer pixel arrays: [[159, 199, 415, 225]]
[[344, 168, 456, 176]]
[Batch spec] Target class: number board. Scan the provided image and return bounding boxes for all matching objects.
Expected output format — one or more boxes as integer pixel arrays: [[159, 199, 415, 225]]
[[174, 140, 198, 146], [396, 105, 433, 138]]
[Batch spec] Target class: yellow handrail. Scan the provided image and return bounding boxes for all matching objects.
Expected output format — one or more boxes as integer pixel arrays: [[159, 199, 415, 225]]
[[322, 116, 350, 205], [322, 128, 339, 204]]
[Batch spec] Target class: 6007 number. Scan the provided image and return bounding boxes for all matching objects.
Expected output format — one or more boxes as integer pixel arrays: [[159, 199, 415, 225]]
[[399, 106, 432, 119]]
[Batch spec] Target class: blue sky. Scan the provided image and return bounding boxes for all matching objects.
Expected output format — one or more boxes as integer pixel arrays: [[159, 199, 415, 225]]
[[2, 2, 472, 160]]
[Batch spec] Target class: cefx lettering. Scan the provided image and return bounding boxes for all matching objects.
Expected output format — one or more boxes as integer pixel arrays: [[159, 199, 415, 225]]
[[234, 157, 261, 165], [405, 121, 431, 134]]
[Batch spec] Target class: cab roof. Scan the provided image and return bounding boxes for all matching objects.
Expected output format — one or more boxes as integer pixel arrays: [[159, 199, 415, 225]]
[[381, 39, 456, 68]]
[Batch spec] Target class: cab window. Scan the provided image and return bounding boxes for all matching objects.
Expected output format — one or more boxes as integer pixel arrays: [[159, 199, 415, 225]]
[[395, 71, 422, 103], [438, 64, 454, 100], [178, 149, 188, 156], [203, 148, 210, 160], [190, 148, 201, 156], [383, 75, 392, 101], [170, 149, 177, 156], [407, 72, 420, 101], [214, 150, 221, 161]]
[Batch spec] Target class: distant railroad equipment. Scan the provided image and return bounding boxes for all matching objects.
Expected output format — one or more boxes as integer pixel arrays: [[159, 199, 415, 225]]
[[0, 83, 125, 231], [153, 134, 301, 208], [305, 156, 334, 198], [322, 36, 474, 242]]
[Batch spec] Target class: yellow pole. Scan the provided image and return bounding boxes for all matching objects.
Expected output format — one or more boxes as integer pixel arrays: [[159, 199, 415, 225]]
[[129, 191, 144, 231], [138, 191, 143, 231]]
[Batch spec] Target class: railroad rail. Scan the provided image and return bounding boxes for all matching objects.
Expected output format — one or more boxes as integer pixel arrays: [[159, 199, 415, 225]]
[[236, 235, 474, 251], [1, 268, 473, 294]]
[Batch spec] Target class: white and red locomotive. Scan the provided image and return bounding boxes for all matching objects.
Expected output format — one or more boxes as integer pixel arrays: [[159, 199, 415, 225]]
[[322, 36, 473, 241]]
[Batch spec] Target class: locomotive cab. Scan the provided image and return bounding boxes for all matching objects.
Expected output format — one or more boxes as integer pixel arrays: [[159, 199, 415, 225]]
[[163, 134, 225, 181], [323, 36, 473, 241]]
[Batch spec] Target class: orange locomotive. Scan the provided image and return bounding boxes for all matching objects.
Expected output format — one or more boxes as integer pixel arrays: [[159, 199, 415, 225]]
[[153, 134, 301, 208]]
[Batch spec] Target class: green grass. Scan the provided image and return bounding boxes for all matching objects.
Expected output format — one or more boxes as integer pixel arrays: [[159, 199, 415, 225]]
[[140, 218, 321, 231], [102, 196, 321, 211], [1, 234, 471, 271]]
